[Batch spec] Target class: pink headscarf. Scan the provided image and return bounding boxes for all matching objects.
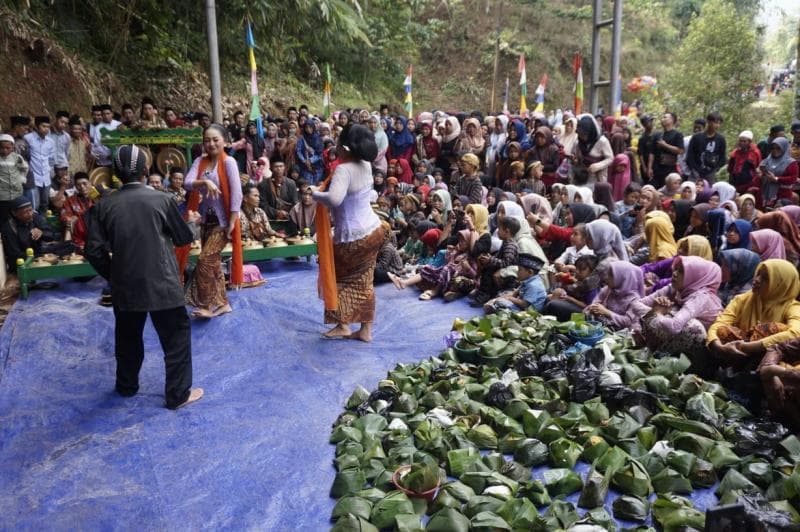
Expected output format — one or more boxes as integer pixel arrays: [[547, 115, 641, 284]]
[[750, 229, 786, 260], [599, 261, 644, 315], [520, 193, 553, 223], [673, 256, 721, 300], [609, 154, 631, 202]]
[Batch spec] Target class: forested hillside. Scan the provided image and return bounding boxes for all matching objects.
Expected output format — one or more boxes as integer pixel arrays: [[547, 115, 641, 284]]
[[0, 0, 785, 125]]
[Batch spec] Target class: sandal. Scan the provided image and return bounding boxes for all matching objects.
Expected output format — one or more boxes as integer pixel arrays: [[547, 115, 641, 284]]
[[419, 290, 435, 301], [168, 388, 204, 410]]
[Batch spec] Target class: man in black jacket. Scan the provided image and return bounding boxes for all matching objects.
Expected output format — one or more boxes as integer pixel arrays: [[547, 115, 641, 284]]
[[86, 144, 202, 409]]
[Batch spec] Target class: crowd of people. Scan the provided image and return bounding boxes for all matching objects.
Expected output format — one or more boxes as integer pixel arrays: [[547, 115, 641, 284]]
[[3, 95, 800, 422]]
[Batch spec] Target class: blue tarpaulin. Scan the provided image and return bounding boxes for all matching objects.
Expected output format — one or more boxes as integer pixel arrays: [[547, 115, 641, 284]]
[[0, 261, 474, 529], [0, 260, 722, 529]]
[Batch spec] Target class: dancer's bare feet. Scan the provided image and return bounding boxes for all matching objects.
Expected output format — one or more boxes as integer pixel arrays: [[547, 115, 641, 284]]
[[322, 324, 351, 338], [168, 388, 204, 410], [388, 272, 404, 290], [347, 323, 373, 343], [192, 307, 215, 319], [212, 304, 232, 317]]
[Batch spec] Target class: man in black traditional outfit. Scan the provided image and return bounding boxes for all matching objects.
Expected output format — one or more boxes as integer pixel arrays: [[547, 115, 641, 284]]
[[86, 144, 203, 409]]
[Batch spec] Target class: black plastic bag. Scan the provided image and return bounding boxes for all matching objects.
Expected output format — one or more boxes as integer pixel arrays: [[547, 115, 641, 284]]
[[485, 382, 514, 409], [568, 351, 602, 403], [599, 384, 661, 414], [356, 388, 396, 416], [730, 420, 790, 460], [539, 353, 568, 381], [515, 352, 539, 378], [706, 494, 800, 532]]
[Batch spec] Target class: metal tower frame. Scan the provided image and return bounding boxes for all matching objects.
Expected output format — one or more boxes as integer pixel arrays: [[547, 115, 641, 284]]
[[590, 0, 623, 115]]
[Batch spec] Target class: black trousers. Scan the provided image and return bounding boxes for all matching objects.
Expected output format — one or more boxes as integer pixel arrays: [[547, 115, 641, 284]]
[[113, 306, 192, 408]]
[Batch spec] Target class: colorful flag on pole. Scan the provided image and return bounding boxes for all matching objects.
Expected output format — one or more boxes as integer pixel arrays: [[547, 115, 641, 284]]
[[614, 75, 623, 118], [322, 64, 331, 119], [403, 65, 413, 117], [246, 22, 263, 138], [518, 55, 528, 114], [573, 52, 584, 114], [502, 77, 509, 114], [534, 74, 548, 113]]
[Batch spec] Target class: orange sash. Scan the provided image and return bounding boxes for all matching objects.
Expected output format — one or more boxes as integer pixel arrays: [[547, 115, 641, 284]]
[[315, 175, 338, 311], [176, 190, 200, 283]]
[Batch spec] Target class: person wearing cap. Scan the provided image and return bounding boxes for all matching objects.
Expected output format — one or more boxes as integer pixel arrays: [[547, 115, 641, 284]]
[[686, 112, 727, 182], [727, 130, 762, 194], [23, 115, 56, 214], [9, 116, 30, 160], [453, 153, 483, 205], [0, 195, 62, 271], [90, 104, 120, 167], [85, 144, 202, 410], [483, 253, 546, 313], [67, 114, 91, 176], [790, 121, 800, 162], [49, 110, 71, 170], [0, 134, 29, 221]]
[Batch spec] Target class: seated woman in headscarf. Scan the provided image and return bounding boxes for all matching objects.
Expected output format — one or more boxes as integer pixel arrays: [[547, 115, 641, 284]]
[[631, 185, 662, 237], [641, 234, 713, 294], [718, 248, 760, 305], [711, 181, 737, 206], [414, 121, 440, 168], [724, 219, 751, 251], [668, 199, 693, 240], [755, 210, 800, 267], [583, 219, 629, 294], [530, 203, 597, 261], [752, 137, 799, 209], [585, 261, 645, 332], [521, 193, 554, 225], [457, 118, 487, 164], [684, 203, 712, 237], [750, 228, 786, 261], [428, 189, 453, 229], [780, 205, 800, 227], [708, 259, 800, 366], [644, 211, 678, 263], [634, 256, 723, 365], [680, 181, 696, 202], [736, 193, 760, 224]]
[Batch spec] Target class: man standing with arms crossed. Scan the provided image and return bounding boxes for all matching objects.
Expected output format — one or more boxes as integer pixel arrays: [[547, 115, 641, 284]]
[[86, 144, 203, 409]]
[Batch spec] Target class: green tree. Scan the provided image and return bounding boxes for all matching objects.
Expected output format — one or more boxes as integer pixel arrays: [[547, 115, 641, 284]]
[[662, 0, 763, 132]]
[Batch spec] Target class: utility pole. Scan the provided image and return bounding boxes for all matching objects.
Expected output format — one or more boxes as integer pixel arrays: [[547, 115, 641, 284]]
[[489, 2, 503, 113], [206, 0, 223, 123]]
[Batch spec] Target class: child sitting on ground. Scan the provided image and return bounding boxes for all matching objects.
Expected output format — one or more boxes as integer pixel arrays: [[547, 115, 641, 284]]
[[503, 161, 526, 195], [543, 255, 600, 321], [553, 223, 594, 273], [470, 217, 520, 306], [389, 229, 478, 301], [399, 222, 423, 263], [484, 254, 547, 313]]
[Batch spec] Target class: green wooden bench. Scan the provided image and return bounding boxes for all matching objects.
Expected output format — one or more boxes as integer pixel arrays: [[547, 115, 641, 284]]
[[17, 242, 317, 299]]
